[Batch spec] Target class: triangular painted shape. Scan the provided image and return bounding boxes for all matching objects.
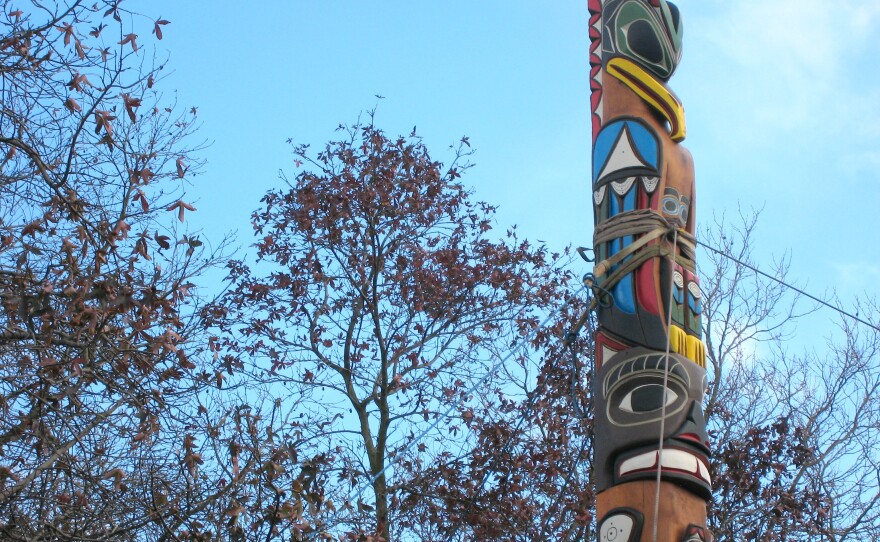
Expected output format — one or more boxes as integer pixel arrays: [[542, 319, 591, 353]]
[[597, 124, 651, 183], [602, 345, 618, 366]]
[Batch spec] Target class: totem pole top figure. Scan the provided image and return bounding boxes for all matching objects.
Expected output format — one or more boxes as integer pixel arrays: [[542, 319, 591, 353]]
[[603, 0, 683, 81], [591, 0, 686, 142]]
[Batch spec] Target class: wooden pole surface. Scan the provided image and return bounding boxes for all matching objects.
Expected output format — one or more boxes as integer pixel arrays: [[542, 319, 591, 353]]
[[596, 482, 706, 542]]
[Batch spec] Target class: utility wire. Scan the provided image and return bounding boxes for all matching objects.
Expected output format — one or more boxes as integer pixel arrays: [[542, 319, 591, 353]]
[[695, 238, 880, 333]]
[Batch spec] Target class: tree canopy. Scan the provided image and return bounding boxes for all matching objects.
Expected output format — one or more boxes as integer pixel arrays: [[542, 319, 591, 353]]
[[1, 3, 879, 541]]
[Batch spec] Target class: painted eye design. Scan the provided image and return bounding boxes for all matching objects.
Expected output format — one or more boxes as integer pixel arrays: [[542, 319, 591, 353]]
[[619, 384, 679, 413], [673, 271, 684, 303], [679, 203, 689, 224], [603, 353, 692, 426], [673, 271, 684, 289], [662, 195, 680, 216]]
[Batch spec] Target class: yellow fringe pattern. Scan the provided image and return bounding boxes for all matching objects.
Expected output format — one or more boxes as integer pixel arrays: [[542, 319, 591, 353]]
[[670, 326, 706, 368]]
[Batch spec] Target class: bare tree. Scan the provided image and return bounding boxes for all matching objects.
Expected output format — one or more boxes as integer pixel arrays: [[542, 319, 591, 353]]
[[701, 212, 880, 541]]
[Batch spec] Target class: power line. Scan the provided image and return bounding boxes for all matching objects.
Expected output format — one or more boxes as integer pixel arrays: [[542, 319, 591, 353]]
[[695, 238, 880, 333]]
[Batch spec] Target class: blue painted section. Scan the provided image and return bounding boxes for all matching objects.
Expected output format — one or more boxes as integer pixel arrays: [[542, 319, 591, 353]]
[[608, 182, 637, 314], [689, 295, 702, 315], [674, 285, 684, 304], [592, 119, 660, 183], [594, 118, 660, 315]]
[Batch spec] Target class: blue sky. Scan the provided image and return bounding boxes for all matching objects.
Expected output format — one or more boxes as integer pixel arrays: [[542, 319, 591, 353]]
[[144, 0, 880, 338]]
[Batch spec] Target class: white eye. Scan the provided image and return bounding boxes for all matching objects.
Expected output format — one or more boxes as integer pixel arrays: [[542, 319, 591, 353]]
[[662, 196, 680, 215], [619, 384, 679, 414], [673, 271, 684, 289]]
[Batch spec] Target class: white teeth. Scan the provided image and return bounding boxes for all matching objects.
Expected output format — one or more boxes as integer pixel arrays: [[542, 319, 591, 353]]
[[697, 459, 711, 483], [619, 451, 658, 472], [594, 185, 606, 205], [618, 449, 712, 485], [611, 177, 636, 195], [642, 176, 660, 193]]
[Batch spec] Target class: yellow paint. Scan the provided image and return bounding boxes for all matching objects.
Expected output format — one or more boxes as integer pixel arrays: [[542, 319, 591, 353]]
[[670, 325, 706, 368], [670, 325, 687, 356], [685, 335, 706, 369], [606, 57, 687, 142]]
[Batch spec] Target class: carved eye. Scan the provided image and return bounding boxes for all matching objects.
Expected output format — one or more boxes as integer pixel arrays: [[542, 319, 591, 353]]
[[619, 384, 679, 413], [662, 196, 680, 216], [679, 203, 689, 224], [627, 19, 664, 65]]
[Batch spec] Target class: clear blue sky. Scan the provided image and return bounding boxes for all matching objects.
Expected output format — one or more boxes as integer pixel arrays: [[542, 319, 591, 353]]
[[143, 0, 880, 342]]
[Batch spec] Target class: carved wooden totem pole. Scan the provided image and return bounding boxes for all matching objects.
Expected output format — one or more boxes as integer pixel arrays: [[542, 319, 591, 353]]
[[588, 1, 712, 541]]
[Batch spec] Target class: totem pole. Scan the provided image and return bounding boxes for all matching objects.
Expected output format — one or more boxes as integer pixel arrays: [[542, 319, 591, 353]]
[[588, 1, 712, 541]]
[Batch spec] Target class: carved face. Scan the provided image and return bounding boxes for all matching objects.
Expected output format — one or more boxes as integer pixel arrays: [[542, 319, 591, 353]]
[[661, 186, 690, 226], [593, 347, 711, 498], [602, 0, 683, 81]]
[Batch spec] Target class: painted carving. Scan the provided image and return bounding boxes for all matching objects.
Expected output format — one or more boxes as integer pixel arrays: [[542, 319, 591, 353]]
[[593, 348, 711, 498], [599, 508, 644, 542], [589, 0, 712, 539], [681, 525, 713, 542]]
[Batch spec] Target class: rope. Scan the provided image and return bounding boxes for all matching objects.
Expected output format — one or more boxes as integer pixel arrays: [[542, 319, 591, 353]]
[[592, 210, 696, 306], [652, 227, 680, 542]]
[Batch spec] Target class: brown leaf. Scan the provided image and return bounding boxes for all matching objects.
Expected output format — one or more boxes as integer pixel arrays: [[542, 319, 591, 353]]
[[167, 200, 196, 222], [132, 189, 148, 217], [67, 72, 93, 92], [119, 33, 138, 52], [154, 231, 170, 249], [122, 93, 141, 123], [105, 2, 121, 21], [57, 23, 74, 46], [64, 97, 81, 113], [22, 220, 45, 236], [94, 110, 116, 136], [153, 18, 170, 40], [74, 39, 86, 60]]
